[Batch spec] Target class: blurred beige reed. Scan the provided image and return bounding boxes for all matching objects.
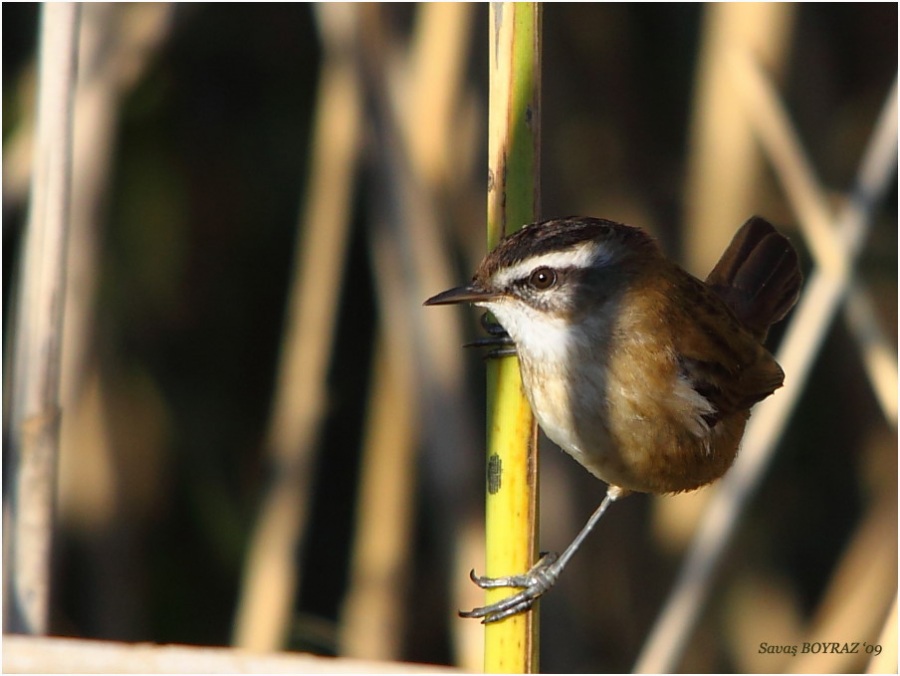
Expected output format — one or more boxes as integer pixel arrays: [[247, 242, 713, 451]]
[[635, 19, 898, 674]]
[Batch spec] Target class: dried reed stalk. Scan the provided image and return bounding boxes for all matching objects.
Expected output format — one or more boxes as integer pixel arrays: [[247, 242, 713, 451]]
[[3, 635, 460, 674], [339, 3, 475, 662], [683, 2, 795, 272], [5, 3, 81, 635], [232, 4, 362, 650]]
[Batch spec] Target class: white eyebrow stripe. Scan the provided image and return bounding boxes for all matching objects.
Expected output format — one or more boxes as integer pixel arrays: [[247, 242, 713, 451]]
[[491, 242, 611, 288]]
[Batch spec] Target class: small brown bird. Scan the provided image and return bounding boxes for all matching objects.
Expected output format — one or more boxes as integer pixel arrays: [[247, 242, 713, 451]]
[[425, 216, 802, 623]]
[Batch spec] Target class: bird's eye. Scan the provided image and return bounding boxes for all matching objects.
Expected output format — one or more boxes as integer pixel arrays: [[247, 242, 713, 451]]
[[529, 266, 557, 290]]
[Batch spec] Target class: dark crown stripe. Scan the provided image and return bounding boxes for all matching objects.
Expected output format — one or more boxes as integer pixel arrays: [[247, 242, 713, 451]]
[[479, 217, 657, 280]]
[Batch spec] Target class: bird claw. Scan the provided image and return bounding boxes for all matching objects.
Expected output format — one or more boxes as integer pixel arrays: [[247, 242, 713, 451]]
[[463, 313, 517, 359], [458, 553, 561, 624]]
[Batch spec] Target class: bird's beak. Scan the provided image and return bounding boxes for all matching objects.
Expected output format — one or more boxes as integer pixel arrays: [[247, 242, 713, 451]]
[[424, 283, 500, 306]]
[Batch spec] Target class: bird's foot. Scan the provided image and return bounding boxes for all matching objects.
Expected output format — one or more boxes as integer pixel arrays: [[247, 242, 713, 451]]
[[459, 552, 561, 624], [464, 313, 516, 359]]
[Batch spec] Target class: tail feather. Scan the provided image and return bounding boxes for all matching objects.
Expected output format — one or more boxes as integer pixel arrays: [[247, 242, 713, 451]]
[[706, 217, 802, 340]]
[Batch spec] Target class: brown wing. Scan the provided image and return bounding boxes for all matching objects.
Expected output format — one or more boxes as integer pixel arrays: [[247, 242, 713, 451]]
[[677, 352, 784, 428], [671, 272, 786, 428]]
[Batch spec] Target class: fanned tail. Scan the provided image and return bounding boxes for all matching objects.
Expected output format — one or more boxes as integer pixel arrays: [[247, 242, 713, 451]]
[[705, 216, 803, 340]]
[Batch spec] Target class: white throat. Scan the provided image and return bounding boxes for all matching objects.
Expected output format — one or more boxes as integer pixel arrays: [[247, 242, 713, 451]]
[[478, 298, 575, 365]]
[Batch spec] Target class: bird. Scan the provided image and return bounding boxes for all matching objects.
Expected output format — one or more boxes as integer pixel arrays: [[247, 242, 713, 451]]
[[424, 215, 802, 623]]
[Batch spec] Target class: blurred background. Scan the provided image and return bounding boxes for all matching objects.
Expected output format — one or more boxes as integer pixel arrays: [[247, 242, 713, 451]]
[[3, 3, 896, 672]]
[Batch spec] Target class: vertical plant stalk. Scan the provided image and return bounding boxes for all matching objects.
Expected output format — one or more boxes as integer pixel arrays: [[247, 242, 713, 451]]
[[5, 3, 81, 635], [484, 4, 541, 673]]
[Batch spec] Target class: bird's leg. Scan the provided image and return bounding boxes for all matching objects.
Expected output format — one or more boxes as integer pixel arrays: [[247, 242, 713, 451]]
[[464, 312, 517, 359], [460, 486, 627, 624]]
